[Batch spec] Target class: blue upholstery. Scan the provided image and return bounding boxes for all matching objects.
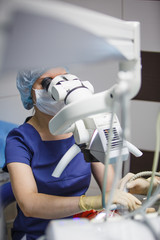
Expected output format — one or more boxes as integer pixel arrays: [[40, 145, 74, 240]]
[[0, 182, 16, 208], [0, 120, 18, 168]]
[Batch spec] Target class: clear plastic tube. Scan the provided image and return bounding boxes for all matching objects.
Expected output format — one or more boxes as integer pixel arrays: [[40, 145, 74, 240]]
[[103, 89, 130, 220], [147, 112, 160, 199], [102, 101, 116, 209], [120, 114, 160, 220]]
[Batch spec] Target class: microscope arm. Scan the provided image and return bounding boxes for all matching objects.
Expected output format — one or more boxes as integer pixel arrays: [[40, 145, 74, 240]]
[[52, 144, 81, 178]]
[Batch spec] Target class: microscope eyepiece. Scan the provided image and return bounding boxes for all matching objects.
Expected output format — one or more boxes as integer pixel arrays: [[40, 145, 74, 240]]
[[41, 77, 53, 91]]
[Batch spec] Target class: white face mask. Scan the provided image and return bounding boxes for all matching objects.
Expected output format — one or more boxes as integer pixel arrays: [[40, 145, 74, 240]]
[[33, 89, 64, 116]]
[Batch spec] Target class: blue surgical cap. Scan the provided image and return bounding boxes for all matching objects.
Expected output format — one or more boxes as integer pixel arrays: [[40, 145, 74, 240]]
[[16, 68, 47, 110]]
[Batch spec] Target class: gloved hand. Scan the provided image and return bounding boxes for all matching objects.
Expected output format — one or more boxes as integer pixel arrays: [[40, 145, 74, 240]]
[[79, 189, 142, 212], [118, 172, 159, 195]]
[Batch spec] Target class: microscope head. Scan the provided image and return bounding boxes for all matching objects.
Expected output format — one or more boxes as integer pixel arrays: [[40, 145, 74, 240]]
[[41, 73, 94, 105]]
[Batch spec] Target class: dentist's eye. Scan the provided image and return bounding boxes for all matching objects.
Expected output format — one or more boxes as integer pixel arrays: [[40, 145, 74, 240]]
[[41, 77, 53, 91]]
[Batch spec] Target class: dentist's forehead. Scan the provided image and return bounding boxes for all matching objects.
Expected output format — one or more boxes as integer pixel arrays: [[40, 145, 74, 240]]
[[39, 67, 67, 81]]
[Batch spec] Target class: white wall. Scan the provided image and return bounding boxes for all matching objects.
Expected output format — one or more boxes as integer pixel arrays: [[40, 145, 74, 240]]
[[123, 0, 160, 52], [0, 72, 32, 124]]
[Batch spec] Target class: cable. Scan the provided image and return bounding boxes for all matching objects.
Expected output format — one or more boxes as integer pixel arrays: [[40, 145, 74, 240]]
[[122, 112, 160, 220], [103, 88, 129, 219], [102, 100, 116, 209], [129, 171, 160, 182], [104, 139, 123, 218], [147, 112, 160, 199]]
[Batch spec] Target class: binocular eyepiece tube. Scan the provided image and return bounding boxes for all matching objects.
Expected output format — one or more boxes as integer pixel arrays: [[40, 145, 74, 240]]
[[41, 74, 94, 104], [41, 77, 53, 92]]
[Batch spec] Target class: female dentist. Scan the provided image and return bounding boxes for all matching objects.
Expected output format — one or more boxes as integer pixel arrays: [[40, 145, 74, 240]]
[[4, 67, 141, 240]]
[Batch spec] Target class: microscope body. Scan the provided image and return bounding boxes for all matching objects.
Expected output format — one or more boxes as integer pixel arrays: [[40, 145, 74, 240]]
[[42, 74, 131, 177]]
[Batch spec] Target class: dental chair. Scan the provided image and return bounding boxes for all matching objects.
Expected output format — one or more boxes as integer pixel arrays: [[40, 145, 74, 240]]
[[0, 181, 16, 240]]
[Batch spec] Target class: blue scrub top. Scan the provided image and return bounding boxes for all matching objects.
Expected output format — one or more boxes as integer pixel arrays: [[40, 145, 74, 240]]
[[4, 123, 91, 240]]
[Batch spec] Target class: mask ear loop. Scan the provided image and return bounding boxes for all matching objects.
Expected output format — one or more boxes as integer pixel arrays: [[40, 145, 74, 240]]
[[31, 88, 39, 106]]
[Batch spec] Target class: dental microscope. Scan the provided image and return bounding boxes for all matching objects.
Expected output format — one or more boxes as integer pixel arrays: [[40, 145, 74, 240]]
[[41, 73, 142, 178]]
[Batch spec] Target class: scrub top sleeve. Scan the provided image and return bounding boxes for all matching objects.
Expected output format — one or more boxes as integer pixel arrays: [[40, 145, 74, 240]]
[[5, 130, 33, 167]]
